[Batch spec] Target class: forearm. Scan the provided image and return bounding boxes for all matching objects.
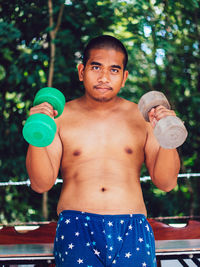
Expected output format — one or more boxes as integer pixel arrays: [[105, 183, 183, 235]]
[[26, 145, 58, 193], [152, 147, 180, 192]]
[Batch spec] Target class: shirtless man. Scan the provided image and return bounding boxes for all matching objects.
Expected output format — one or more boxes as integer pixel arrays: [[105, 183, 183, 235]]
[[26, 35, 180, 266]]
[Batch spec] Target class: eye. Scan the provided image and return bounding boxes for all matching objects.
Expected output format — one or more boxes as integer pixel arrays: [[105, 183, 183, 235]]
[[92, 66, 100, 71], [111, 68, 119, 73]]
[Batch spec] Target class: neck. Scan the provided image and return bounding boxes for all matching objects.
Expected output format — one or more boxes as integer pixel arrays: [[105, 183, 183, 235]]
[[81, 94, 122, 111]]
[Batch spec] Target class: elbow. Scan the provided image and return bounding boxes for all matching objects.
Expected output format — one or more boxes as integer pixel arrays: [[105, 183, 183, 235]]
[[30, 184, 47, 194], [162, 181, 177, 192], [30, 181, 54, 194], [153, 175, 178, 192], [28, 171, 56, 193], [159, 179, 178, 192]]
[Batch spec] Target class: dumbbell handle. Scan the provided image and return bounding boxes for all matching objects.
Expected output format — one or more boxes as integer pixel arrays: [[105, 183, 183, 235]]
[[138, 91, 188, 149]]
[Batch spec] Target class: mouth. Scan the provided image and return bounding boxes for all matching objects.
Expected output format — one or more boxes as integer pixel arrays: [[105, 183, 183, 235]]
[[94, 85, 113, 93]]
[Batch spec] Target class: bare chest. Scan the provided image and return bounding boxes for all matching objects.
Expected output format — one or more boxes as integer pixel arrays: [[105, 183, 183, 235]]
[[58, 110, 147, 163]]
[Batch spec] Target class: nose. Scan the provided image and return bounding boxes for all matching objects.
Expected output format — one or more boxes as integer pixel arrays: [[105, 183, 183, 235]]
[[98, 69, 110, 83]]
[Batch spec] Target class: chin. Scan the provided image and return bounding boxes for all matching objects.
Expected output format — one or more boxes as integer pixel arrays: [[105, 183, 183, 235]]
[[94, 96, 113, 102]]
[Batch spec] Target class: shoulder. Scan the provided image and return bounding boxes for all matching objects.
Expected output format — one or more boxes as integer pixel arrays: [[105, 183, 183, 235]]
[[61, 98, 82, 115], [55, 98, 82, 127], [66, 98, 81, 109], [119, 97, 146, 120], [119, 97, 138, 110]]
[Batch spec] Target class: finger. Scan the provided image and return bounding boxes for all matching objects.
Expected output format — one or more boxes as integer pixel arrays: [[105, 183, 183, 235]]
[[155, 109, 176, 119], [154, 106, 176, 120], [148, 108, 155, 120], [53, 110, 58, 117], [148, 108, 158, 128], [29, 102, 55, 118], [29, 105, 54, 116]]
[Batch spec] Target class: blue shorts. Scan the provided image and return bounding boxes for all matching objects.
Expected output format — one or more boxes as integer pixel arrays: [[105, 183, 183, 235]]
[[54, 210, 157, 267]]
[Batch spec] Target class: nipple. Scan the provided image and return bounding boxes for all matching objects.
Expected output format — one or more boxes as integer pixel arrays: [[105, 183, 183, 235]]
[[125, 147, 133, 154], [73, 150, 81, 156]]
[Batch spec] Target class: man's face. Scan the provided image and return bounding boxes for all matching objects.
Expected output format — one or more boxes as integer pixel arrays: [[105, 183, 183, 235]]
[[78, 48, 128, 102]]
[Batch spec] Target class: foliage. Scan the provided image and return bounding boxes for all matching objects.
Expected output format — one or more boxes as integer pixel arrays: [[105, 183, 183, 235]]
[[0, 0, 200, 223]]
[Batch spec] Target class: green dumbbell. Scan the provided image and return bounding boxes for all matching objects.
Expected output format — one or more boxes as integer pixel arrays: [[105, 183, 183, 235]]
[[23, 87, 66, 147]]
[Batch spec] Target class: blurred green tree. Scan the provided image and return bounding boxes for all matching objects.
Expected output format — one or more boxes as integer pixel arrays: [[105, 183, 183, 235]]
[[0, 0, 200, 223]]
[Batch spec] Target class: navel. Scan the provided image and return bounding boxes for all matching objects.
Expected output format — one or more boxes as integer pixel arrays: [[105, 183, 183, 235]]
[[125, 147, 133, 154], [101, 187, 106, 192]]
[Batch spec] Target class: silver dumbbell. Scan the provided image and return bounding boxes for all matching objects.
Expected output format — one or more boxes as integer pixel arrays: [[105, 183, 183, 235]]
[[138, 91, 188, 149]]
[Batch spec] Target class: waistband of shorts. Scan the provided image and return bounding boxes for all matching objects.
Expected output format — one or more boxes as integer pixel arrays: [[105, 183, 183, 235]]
[[59, 210, 147, 221]]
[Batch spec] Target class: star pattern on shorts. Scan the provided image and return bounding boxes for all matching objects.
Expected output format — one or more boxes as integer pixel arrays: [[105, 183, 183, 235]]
[[128, 225, 133, 230], [65, 219, 71, 224], [117, 236, 122, 241], [55, 213, 155, 266], [68, 243, 74, 249], [77, 258, 83, 264], [107, 234, 112, 239], [108, 221, 113, 227], [125, 252, 132, 258], [145, 224, 150, 231], [93, 249, 100, 257]]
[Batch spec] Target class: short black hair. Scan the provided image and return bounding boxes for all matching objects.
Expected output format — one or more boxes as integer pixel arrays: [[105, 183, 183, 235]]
[[83, 35, 128, 70]]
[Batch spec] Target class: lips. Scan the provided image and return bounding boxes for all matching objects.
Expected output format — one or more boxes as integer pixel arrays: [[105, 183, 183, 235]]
[[94, 85, 112, 92]]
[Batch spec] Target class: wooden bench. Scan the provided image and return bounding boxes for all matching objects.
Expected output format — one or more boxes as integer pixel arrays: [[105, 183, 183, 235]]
[[1, 219, 200, 266]]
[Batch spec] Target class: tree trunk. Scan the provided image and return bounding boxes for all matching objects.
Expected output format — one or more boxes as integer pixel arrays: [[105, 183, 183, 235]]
[[42, 0, 64, 220]]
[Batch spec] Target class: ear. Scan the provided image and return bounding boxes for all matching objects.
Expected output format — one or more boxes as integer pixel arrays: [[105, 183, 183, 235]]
[[122, 70, 129, 87], [77, 63, 84, 81]]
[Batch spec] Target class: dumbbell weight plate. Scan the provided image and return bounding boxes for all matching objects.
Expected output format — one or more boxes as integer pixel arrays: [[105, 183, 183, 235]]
[[138, 91, 171, 122], [22, 113, 57, 147], [33, 87, 66, 118], [154, 116, 188, 149]]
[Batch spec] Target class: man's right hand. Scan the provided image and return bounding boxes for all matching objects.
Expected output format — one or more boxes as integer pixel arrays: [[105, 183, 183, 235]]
[[29, 102, 58, 118]]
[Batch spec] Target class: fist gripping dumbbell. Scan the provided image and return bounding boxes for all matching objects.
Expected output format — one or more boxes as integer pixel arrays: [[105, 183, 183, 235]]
[[23, 87, 66, 147], [138, 91, 188, 149]]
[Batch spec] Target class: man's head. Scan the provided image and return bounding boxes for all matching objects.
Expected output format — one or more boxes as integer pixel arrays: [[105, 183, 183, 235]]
[[83, 35, 128, 71], [78, 35, 129, 103]]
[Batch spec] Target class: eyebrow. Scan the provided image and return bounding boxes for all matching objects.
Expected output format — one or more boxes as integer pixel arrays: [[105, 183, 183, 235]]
[[90, 61, 122, 70]]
